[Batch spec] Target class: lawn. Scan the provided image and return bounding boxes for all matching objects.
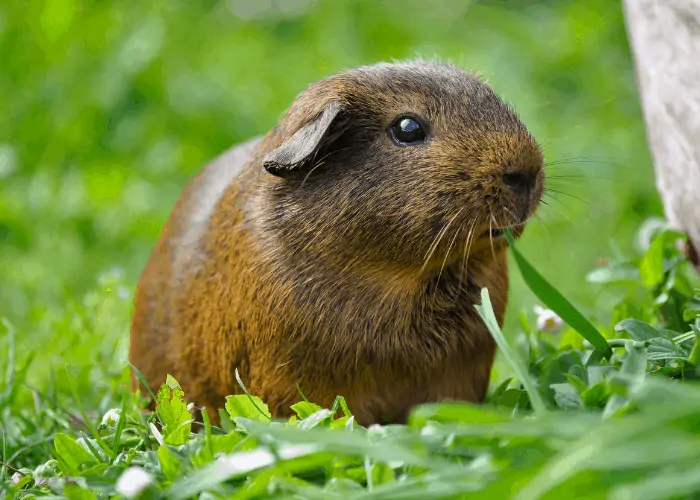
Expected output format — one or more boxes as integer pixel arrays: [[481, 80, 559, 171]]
[[2, 1, 700, 498]]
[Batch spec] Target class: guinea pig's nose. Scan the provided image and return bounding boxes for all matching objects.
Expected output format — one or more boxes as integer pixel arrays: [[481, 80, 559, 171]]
[[502, 172, 535, 195]]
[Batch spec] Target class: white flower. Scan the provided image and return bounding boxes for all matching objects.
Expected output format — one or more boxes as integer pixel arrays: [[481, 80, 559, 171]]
[[34, 476, 48, 487], [534, 305, 562, 333], [115, 467, 153, 498], [33, 461, 56, 487], [10, 472, 22, 485], [187, 402, 195, 413], [101, 408, 121, 429]]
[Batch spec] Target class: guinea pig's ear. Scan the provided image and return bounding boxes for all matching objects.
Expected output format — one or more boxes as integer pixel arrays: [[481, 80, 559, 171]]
[[263, 101, 345, 177]]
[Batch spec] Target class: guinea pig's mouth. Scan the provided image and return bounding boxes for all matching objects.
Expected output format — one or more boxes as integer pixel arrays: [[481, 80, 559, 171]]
[[485, 228, 505, 238], [483, 224, 528, 240]]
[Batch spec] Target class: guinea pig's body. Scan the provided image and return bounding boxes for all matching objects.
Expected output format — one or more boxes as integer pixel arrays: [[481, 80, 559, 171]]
[[130, 61, 544, 425]]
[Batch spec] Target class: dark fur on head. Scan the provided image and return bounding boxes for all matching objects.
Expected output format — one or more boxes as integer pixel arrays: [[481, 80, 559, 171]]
[[260, 61, 543, 270], [130, 60, 545, 426]]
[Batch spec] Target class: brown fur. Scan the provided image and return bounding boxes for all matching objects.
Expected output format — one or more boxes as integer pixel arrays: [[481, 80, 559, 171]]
[[129, 60, 544, 426]]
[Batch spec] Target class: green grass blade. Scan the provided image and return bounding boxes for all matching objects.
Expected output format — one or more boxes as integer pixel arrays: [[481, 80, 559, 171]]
[[78, 431, 104, 462], [234, 368, 272, 421], [610, 464, 700, 500], [1, 431, 6, 482], [504, 228, 612, 359], [474, 288, 548, 416], [111, 396, 128, 453], [65, 367, 117, 460], [201, 407, 214, 458], [127, 361, 157, 403], [0, 319, 16, 411]]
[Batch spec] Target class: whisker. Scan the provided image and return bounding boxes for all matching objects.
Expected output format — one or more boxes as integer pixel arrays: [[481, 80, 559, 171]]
[[543, 188, 589, 203], [544, 156, 620, 166], [487, 210, 499, 266], [544, 158, 634, 173], [435, 221, 462, 293], [543, 191, 575, 210], [423, 221, 451, 267], [532, 96, 620, 112], [546, 179, 611, 190], [547, 174, 614, 181], [501, 205, 524, 230], [457, 221, 469, 290], [546, 190, 617, 219], [461, 217, 479, 283], [544, 155, 620, 164], [531, 211, 553, 258], [421, 209, 463, 273], [540, 193, 576, 224]]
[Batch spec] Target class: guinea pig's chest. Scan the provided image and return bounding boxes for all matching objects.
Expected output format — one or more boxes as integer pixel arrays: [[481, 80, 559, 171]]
[[281, 263, 492, 371]]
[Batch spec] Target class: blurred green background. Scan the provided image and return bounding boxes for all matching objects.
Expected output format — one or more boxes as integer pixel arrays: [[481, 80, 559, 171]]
[[0, 0, 662, 400]]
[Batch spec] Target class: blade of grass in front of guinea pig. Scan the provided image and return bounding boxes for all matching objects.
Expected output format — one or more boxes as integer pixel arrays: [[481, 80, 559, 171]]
[[475, 288, 549, 416], [504, 228, 613, 359]]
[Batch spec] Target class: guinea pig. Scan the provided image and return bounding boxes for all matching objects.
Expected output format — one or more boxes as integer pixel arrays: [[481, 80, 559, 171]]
[[129, 60, 544, 426]]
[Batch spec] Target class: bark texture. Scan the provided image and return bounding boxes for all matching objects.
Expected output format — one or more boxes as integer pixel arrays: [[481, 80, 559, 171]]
[[622, 0, 700, 270]]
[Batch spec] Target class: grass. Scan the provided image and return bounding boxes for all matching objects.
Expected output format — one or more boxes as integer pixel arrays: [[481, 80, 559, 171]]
[[0, 0, 661, 398], [2, 222, 700, 498], [2, 0, 699, 498]]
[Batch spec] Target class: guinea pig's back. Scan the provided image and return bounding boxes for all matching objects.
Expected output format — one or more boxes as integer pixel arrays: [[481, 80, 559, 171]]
[[129, 136, 262, 392]]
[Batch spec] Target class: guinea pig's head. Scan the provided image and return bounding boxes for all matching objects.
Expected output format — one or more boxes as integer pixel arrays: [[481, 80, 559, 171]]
[[260, 60, 544, 273]]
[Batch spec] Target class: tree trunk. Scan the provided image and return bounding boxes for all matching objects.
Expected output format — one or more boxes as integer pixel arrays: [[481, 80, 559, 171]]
[[622, 0, 700, 271]]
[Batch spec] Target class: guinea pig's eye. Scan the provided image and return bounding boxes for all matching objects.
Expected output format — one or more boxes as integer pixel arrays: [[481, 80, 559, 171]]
[[388, 116, 427, 145]]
